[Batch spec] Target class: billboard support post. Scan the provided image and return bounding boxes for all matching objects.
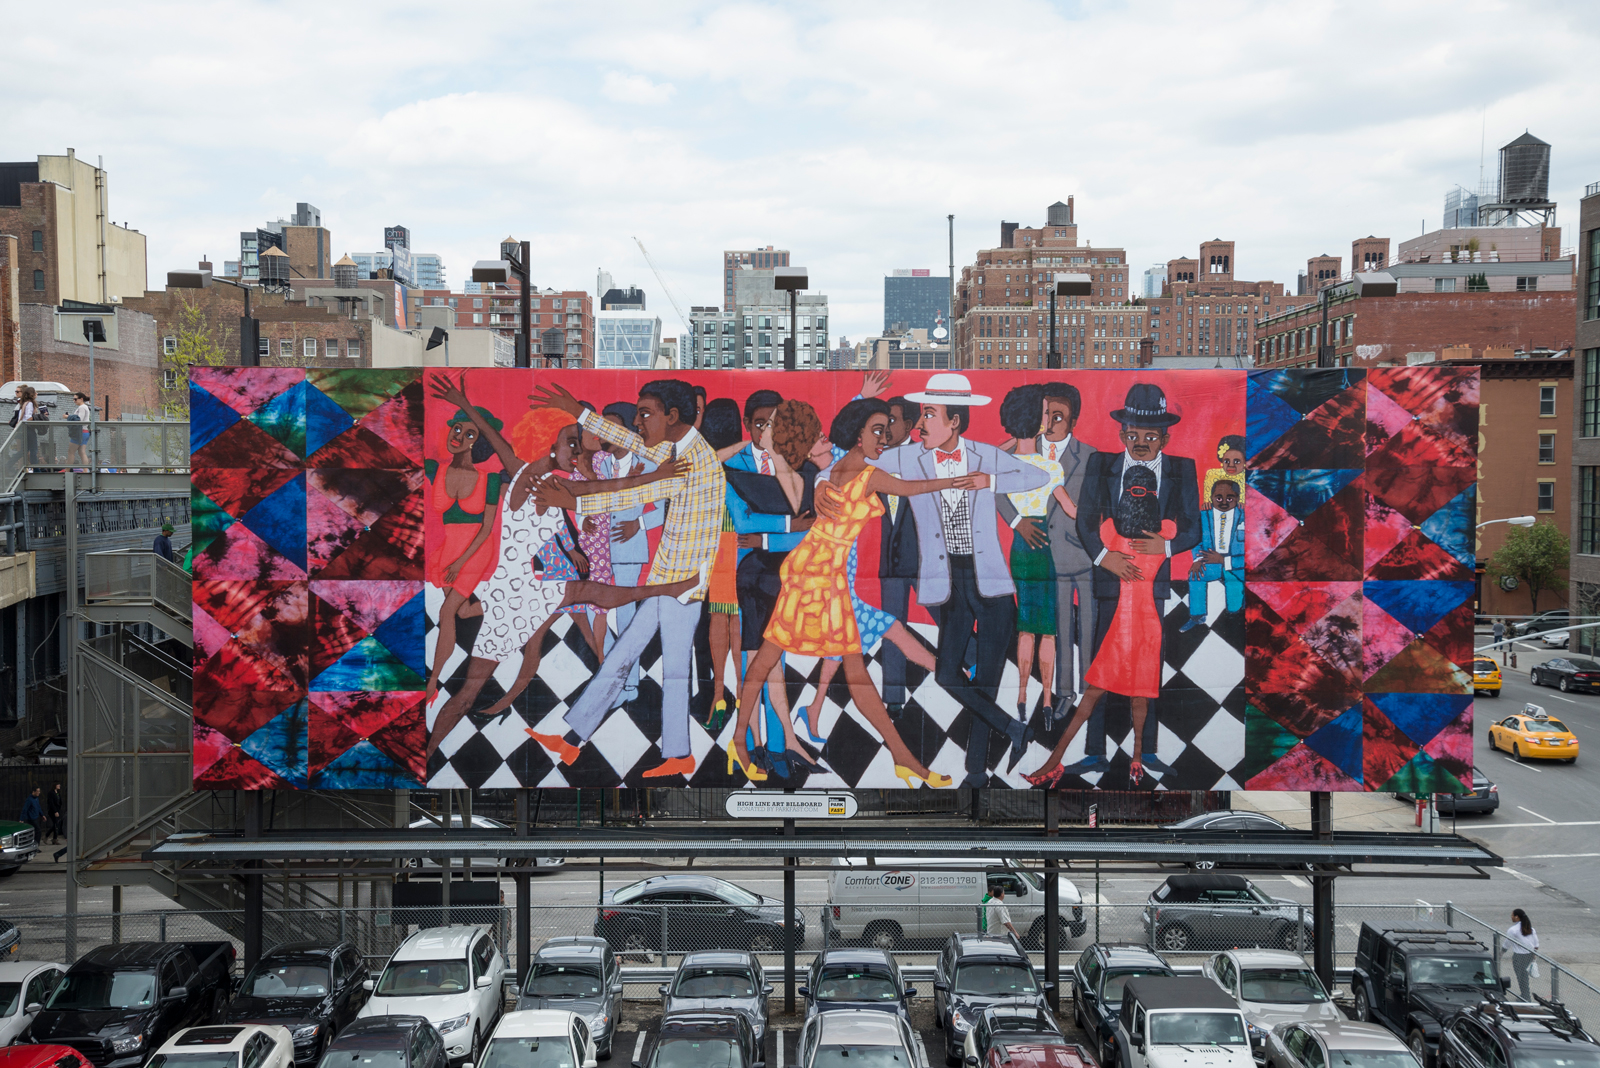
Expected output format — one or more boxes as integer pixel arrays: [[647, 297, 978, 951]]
[[1044, 788, 1060, 1010], [784, 808, 796, 1013], [244, 790, 263, 971], [515, 789, 530, 983], [1311, 791, 1335, 991]]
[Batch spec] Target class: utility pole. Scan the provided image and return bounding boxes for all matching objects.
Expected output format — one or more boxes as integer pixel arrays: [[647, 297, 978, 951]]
[[948, 215, 956, 366]]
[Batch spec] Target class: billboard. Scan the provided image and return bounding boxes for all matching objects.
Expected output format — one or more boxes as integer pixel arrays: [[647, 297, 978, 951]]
[[189, 366, 1478, 793]]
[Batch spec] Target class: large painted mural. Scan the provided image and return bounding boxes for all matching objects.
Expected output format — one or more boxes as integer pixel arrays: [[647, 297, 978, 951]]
[[188, 366, 1479, 794]]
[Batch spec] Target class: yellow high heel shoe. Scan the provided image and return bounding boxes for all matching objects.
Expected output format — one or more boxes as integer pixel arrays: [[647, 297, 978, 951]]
[[728, 741, 767, 782], [894, 764, 952, 789]]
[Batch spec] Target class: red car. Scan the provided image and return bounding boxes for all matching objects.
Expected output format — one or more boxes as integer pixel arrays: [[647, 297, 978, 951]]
[[965, 1006, 1094, 1068], [0, 1047, 92, 1068], [978, 1040, 1095, 1067]]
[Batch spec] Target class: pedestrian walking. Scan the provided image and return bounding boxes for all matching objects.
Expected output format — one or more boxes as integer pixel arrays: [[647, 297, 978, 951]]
[[1493, 618, 1506, 665], [67, 392, 92, 471], [13, 385, 38, 467], [1506, 908, 1540, 1000], [45, 783, 63, 845], [153, 522, 176, 563], [19, 788, 42, 843], [985, 884, 1021, 942]]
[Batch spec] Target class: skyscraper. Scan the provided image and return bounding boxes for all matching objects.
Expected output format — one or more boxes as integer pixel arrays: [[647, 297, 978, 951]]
[[883, 269, 949, 334]]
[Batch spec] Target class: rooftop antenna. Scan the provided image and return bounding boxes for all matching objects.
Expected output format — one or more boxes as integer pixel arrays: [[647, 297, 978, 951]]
[[1479, 108, 1487, 195]]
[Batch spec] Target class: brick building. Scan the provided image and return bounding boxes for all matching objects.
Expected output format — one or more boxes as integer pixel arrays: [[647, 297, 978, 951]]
[[412, 284, 594, 368], [1142, 238, 1292, 365], [1570, 182, 1600, 655], [954, 199, 1148, 370], [1, 234, 20, 383], [18, 302, 158, 418], [0, 150, 147, 308], [1447, 355, 1572, 618], [723, 247, 789, 311]]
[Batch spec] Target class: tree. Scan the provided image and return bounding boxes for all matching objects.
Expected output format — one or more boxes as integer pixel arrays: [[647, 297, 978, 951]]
[[1488, 521, 1570, 615], [161, 295, 228, 419]]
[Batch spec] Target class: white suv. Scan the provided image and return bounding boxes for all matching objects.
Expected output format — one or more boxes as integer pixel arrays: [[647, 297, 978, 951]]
[[360, 926, 508, 1066]]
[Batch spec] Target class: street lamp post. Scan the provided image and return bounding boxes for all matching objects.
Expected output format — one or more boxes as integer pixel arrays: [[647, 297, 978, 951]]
[[1049, 274, 1093, 369], [773, 267, 808, 371], [1477, 516, 1537, 530], [472, 241, 533, 368]]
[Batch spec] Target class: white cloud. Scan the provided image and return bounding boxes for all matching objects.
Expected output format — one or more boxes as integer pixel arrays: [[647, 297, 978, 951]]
[[2, 0, 1597, 346]]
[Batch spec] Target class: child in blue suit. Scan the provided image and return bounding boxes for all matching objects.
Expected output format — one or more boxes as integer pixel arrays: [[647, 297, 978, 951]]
[[1180, 478, 1244, 632]]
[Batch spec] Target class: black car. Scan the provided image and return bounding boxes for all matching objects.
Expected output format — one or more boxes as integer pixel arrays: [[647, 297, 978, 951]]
[[1395, 768, 1499, 816], [1513, 612, 1568, 636], [1071, 943, 1176, 1066], [637, 1011, 759, 1068], [1529, 657, 1600, 693], [317, 1015, 448, 1068], [933, 933, 1054, 1068], [595, 874, 803, 955], [659, 951, 772, 1046], [1440, 998, 1599, 1068], [225, 941, 370, 1065], [1351, 925, 1504, 1067], [800, 948, 916, 1023], [514, 936, 623, 1060], [1160, 811, 1313, 871]]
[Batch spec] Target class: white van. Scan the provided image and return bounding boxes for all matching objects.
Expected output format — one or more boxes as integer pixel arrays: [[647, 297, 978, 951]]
[[823, 856, 1084, 950]]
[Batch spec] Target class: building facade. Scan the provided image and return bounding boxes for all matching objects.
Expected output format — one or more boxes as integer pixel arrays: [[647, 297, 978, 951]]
[[17, 302, 158, 418], [410, 285, 594, 368], [1141, 239, 1290, 366], [239, 203, 331, 284], [731, 268, 829, 369], [0, 150, 148, 306], [883, 270, 949, 334], [685, 306, 738, 369], [723, 246, 788, 311], [594, 310, 661, 368], [1571, 182, 1600, 655]]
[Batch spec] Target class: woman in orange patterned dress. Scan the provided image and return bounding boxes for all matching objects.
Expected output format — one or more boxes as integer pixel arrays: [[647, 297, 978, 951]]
[[729, 398, 987, 787]]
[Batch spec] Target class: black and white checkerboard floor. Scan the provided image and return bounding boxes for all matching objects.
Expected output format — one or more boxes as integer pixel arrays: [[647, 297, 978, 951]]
[[425, 583, 1248, 790]]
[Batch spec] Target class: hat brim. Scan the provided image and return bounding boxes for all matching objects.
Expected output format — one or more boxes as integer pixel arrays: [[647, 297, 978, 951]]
[[904, 390, 991, 406], [1110, 408, 1181, 427]]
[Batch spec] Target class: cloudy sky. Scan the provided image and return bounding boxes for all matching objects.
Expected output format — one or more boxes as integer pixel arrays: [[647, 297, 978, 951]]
[[8, 0, 1599, 346]]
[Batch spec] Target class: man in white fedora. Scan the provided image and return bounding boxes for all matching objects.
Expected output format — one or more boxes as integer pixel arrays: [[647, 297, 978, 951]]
[[819, 372, 1048, 786]]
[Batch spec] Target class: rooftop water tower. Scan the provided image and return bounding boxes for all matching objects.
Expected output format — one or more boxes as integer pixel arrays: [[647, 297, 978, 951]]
[[1480, 131, 1556, 227]]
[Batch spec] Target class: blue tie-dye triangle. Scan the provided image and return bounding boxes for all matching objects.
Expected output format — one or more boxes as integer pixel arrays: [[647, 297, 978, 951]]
[[1363, 580, 1475, 636], [189, 383, 240, 452], [1303, 705, 1364, 783], [1367, 692, 1473, 748], [310, 739, 422, 789], [240, 699, 310, 789], [1247, 469, 1362, 517], [310, 636, 426, 692], [1418, 485, 1476, 568], [304, 381, 355, 458], [1246, 376, 1302, 460], [371, 591, 428, 680], [239, 471, 307, 571]]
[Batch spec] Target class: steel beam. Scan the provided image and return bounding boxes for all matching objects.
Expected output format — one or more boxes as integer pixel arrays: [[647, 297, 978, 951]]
[[1312, 792, 1335, 991], [1044, 789, 1060, 1011]]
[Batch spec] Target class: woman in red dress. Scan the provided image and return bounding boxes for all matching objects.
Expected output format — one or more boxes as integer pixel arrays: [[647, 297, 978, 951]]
[[1025, 465, 1174, 787]]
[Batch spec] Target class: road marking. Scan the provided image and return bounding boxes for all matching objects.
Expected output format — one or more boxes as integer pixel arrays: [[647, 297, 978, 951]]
[[633, 1032, 646, 1064], [1501, 756, 1543, 773], [1549, 695, 1580, 704], [1502, 866, 1543, 885], [776, 1029, 784, 1068], [1507, 853, 1600, 859], [1467, 820, 1600, 829], [1282, 875, 1310, 888], [1517, 806, 1557, 824]]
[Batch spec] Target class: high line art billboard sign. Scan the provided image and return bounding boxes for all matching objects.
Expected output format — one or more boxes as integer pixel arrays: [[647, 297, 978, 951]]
[[188, 366, 1478, 793]]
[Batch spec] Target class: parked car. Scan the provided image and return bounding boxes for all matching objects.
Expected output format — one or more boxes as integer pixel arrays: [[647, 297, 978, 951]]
[[480, 1010, 598, 1068], [796, 1010, 925, 1068], [658, 951, 771, 1048], [1072, 943, 1176, 1066], [1201, 949, 1339, 1059], [404, 816, 563, 876], [962, 1006, 1078, 1068], [825, 856, 1084, 950], [1142, 875, 1314, 954], [1530, 657, 1600, 692], [1512, 612, 1568, 636], [1488, 707, 1580, 763], [0, 1046, 90, 1068], [147, 1026, 294, 1068], [315, 1015, 447, 1068], [1471, 659, 1501, 697], [1538, 631, 1570, 649], [1159, 812, 1312, 871], [0, 922, 18, 959], [1264, 1020, 1423, 1068], [637, 1011, 757, 1068], [799, 948, 915, 1024], [224, 942, 370, 1065], [359, 927, 508, 1067], [514, 937, 621, 1061], [1349, 925, 1504, 1067], [594, 875, 802, 955], [29, 942, 237, 1068], [1112, 977, 1253, 1068], [0, 822, 39, 877], [933, 933, 1054, 1067], [1394, 769, 1499, 816], [0, 962, 66, 1046], [1439, 998, 1598, 1068]]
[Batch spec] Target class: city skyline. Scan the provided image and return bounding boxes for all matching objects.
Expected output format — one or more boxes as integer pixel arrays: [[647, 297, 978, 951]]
[[5, 1, 1598, 347]]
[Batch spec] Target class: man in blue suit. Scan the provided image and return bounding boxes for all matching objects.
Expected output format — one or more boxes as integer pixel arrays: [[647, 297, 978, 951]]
[[1180, 478, 1245, 632]]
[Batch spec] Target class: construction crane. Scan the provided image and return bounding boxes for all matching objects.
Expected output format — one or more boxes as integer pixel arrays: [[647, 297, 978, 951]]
[[633, 236, 690, 368]]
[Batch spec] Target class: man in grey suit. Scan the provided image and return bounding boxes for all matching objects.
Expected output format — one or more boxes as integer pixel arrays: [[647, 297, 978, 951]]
[[823, 373, 1048, 785], [876, 395, 921, 716], [995, 382, 1091, 724]]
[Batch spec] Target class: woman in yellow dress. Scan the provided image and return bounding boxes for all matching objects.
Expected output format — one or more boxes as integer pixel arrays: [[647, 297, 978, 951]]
[[729, 398, 987, 788]]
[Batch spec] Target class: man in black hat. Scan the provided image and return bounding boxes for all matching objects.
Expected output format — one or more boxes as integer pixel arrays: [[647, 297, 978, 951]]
[[1063, 382, 1200, 778]]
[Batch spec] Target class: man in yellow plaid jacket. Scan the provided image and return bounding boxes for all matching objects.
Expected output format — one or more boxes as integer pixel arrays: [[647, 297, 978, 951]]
[[525, 378, 724, 780]]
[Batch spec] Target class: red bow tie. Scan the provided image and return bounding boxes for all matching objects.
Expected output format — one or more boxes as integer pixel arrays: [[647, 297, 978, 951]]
[[936, 448, 962, 464]]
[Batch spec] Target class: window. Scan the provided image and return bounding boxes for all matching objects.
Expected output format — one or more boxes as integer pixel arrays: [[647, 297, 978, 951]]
[[258, 336, 269, 357], [1586, 350, 1600, 436], [32, 270, 44, 291], [1518, 276, 1539, 292], [280, 338, 293, 357], [1540, 385, 1557, 416], [1538, 480, 1556, 512], [473, 298, 483, 308], [1539, 433, 1556, 464], [31, 231, 43, 252], [1581, 469, 1600, 555], [1589, 228, 1600, 320], [162, 369, 177, 390], [348, 339, 360, 360], [304, 338, 317, 358], [328, 338, 341, 358], [1435, 277, 1457, 293], [163, 336, 177, 355], [473, 313, 482, 324], [566, 298, 580, 310]]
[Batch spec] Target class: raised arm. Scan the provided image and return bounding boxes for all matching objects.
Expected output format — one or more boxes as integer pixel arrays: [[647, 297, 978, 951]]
[[429, 374, 521, 474], [866, 469, 988, 497]]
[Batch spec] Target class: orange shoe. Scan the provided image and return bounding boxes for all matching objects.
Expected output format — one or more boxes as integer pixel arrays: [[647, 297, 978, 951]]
[[527, 730, 581, 766], [641, 756, 695, 779]]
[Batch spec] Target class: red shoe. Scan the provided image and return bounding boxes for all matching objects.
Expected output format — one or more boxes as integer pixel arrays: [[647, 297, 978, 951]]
[[641, 756, 695, 779], [1130, 760, 1145, 786], [1024, 764, 1066, 788], [527, 730, 581, 766]]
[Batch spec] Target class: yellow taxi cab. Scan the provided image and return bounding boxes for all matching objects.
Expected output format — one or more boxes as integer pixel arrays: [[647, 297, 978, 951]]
[[1472, 657, 1502, 696], [1488, 704, 1580, 763]]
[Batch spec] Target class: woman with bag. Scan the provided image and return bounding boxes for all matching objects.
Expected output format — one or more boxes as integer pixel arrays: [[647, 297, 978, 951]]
[[1506, 908, 1540, 999], [12, 386, 38, 467], [68, 391, 92, 471]]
